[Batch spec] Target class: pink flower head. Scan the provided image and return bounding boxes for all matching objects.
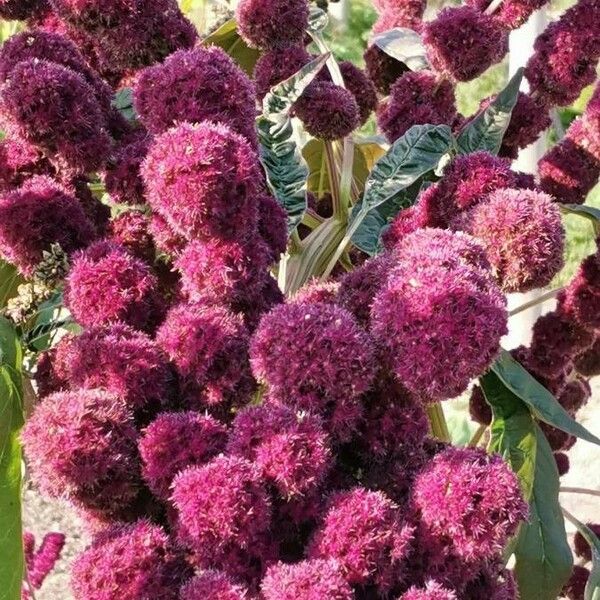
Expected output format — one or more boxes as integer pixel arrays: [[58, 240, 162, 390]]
[[134, 46, 257, 144], [250, 301, 376, 439], [71, 521, 188, 600], [364, 44, 409, 95], [557, 249, 600, 329], [529, 310, 595, 378], [574, 523, 600, 562], [423, 7, 508, 82], [538, 137, 600, 204], [412, 447, 528, 562], [171, 456, 272, 559], [372, 3, 425, 34], [149, 213, 186, 257], [338, 61, 378, 125], [25, 532, 65, 591], [400, 580, 458, 600], [307, 487, 414, 591], [466, 0, 548, 30], [65, 240, 163, 332], [261, 559, 353, 600], [0, 137, 53, 192], [0, 59, 111, 173], [371, 243, 507, 400], [236, 0, 309, 50], [142, 122, 260, 240], [139, 411, 227, 500], [378, 71, 457, 143], [228, 403, 332, 498], [567, 118, 600, 165], [431, 151, 518, 226], [107, 211, 155, 262], [234, 273, 285, 332], [292, 279, 340, 305], [337, 254, 391, 327], [0, 0, 47, 19], [34, 344, 70, 398], [256, 192, 288, 263], [181, 571, 249, 600], [22, 389, 140, 513], [55, 322, 173, 414], [253, 45, 312, 101], [103, 135, 151, 205], [575, 336, 600, 377], [381, 195, 439, 250], [294, 82, 360, 141], [455, 188, 565, 293], [0, 175, 94, 275], [157, 302, 254, 410]]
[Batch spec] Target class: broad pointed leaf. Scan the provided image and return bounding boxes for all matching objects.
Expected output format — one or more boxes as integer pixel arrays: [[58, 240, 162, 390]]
[[371, 27, 429, 72], [456, 68, 524, 155], [561, 204, 600, 236], [203, 18, 260, 76], [492, 350, 600, 446]]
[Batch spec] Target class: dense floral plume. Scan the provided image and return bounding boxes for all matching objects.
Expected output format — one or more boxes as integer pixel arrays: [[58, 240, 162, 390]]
[[24, 531, 65, 593], [253, 45, 312, 101], [0, 0, 48, 19], [400, 580, 458, 600], [107, 211, 155, 262], [364, 44, 409, 95], [181, 571, 250, 600]]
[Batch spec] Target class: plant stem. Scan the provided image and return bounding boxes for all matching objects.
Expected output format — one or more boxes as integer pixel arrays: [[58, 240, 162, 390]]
[[509, 287, 563, 316], [324, 141, 342, 217], [484, 0, 504, 14], [339, 137, 355, 214], [426, 402, 451, 443], [552, 108, 565, 140], [560, 487, 600, 497], [468, 424, 487, 447]]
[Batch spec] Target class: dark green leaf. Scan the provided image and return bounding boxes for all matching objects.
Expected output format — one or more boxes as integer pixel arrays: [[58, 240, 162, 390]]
[[514, 426, 573, 600], [492, 350, 600, 446], [371, 27, 429, 71], [0, 260, 23, 310], [0, 316, 24, 600], [258, 54, 329, 233], [480, 369, 537, 500], [456, 68, 524, 155], [563, 512, 600, 600], [203, 18, 260, 76], [112, 88, 137, 122], [349, 124, 454, 254]]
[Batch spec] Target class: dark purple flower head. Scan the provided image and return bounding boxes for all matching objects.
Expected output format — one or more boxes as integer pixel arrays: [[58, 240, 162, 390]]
[[575, 336, 600, 377], [71, 521, 188, 600], [294, 82, 360, 141], [134, 46, 257, 144], [156, 302, 254, 410], [142, 122, 261, 240], [567, 118, 600, 165], [455, 188, 565, 293], [337, 254, 391, 327], [557, 249, 600, 329], [256, 192, 288, 263], [65, 240, 163, 332], [0, 175, 95, 275], [0, 137, 54, 192], [529, 310, 595, 378], [103, 135, 151, 205], [261, 559, 353, 600], [139, 412, 227, 501], [50, 0, 137, 28], [574, 523, 600, 562], [107, 211, 155, 262], [234, 273, 285, 332], [34, 344, 70, 398], [253, 45, 312, 101], [381, 195, 439, 251], [307, 487, 414, 591], [399, 580, 458, 600], [372, 3, 425, 33], [562, 566, 590, 600], [181, 571, 249, 600], [423, 7, 508, 82], [250, 301, 376, 439], [228, 403, 332, 498], [1, 0, 47, 19], [378, 71, 457, 142], [176, 238, 271, 307], [554, 451, 570, 476], [339, 61, 378, 125], [412, 447, 528, 562], [540, 422, 576, 452], [538, 137, 600, 204], [171, 456, 272, 559], [55, 322, 173, 413], [72, 177, 111, 236], [364, 44, 409, 95], [22, 389, 140, 512], [558, 378, 592, 415], [0, 59, 111, 173], [469, 385, 492, 426], [236, 0, 309, 50]]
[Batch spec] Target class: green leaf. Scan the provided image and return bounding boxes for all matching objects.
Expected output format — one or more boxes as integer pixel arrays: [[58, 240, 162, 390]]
[[561, 204, 600, 236], [371, 27, 429, 71], [0, 260, 23, 309], [203, 18, 260, 76], [258, 54, 329, 233], [492, 350, 600, 446], [456, 68, 524, 155], [480, 369, 537, 500], [0, 316, 24, 600], [112, 88, 137, 122], [349, 124, 455, 254], [514, 425, 573, 600], [563, 512, 600, 600]]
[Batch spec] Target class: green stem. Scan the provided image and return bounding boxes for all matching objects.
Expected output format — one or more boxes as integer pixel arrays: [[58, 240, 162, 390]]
[[426, 402, 451, 443], [509, 287, 563, 316], [468, 423, 487, 447], [560, 487, 600, 497], [324, 141, 342, 217]]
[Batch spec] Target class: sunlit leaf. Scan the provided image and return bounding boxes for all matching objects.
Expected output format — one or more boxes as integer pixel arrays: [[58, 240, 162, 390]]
[[203, 18, 260, 76], [370, 27, 429, 72]]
